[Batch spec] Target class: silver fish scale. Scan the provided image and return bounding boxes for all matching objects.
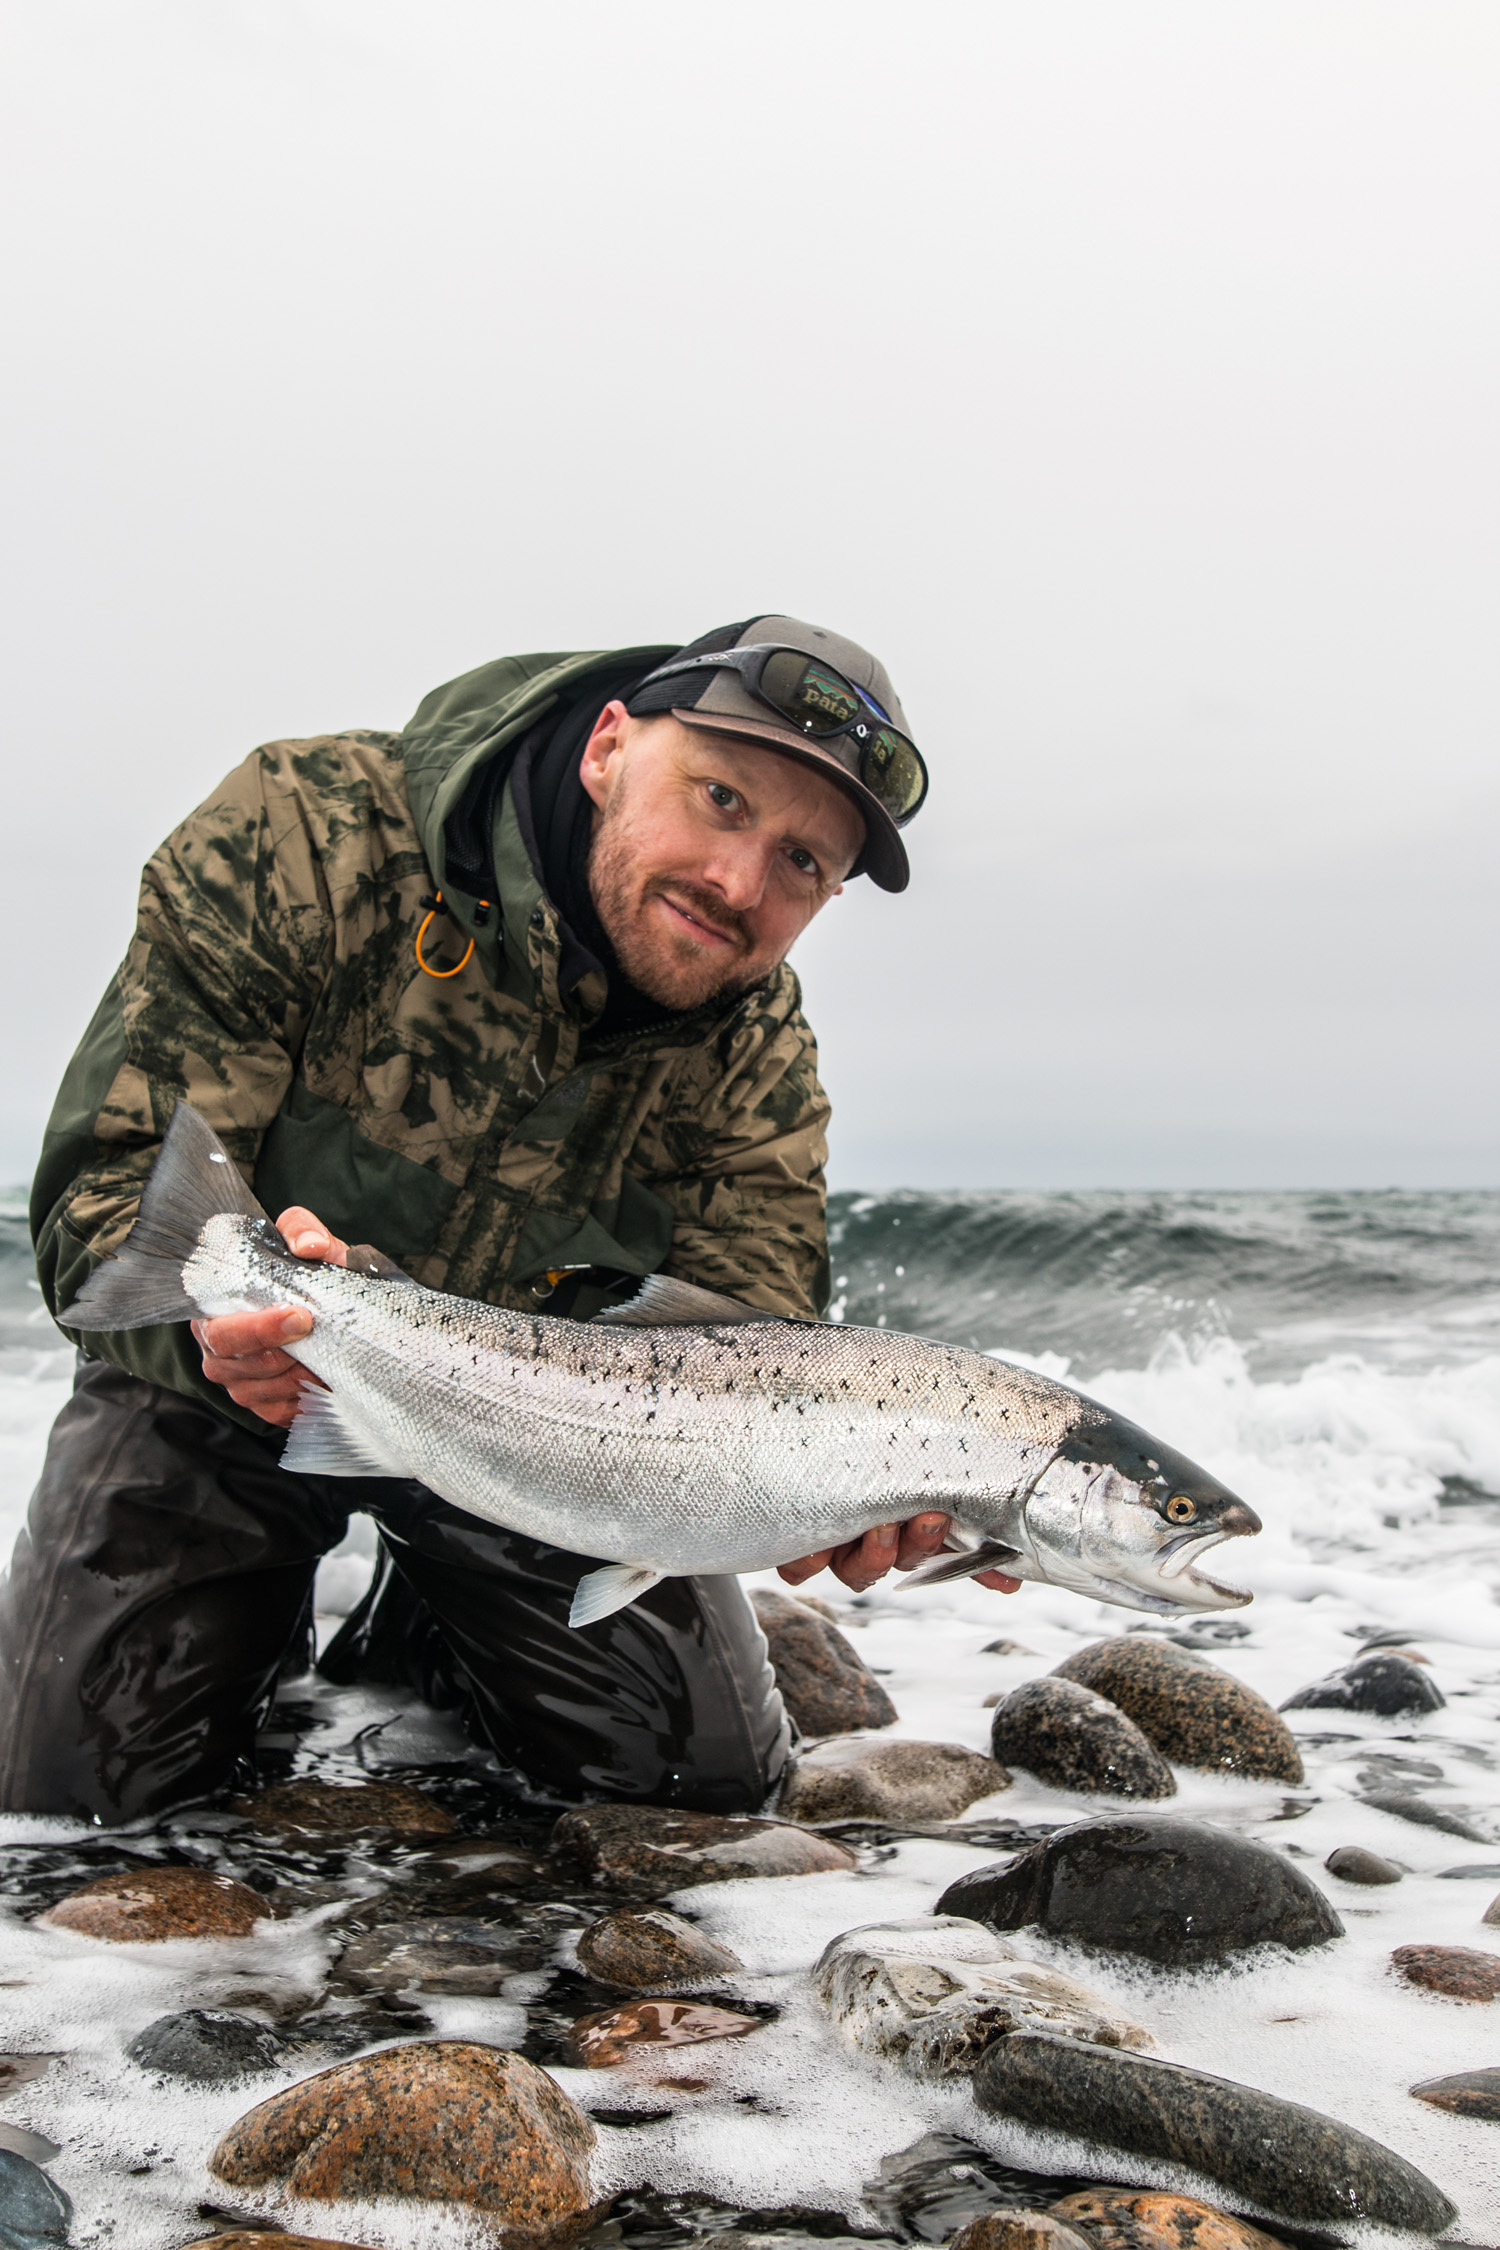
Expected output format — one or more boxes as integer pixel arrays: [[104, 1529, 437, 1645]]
[[192, 1219, 1092, 1576]]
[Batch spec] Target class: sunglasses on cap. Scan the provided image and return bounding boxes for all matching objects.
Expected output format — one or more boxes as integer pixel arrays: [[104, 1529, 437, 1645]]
[[636, 644, 929, 825]]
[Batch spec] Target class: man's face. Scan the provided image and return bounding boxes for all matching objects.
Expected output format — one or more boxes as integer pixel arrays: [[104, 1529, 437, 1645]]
[[580, 703, 867, 1011]]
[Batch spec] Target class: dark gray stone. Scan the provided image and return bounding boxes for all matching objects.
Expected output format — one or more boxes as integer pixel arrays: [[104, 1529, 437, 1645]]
[[936, 1816, 1343, 1967], [749, 1589, 898, 1734], [333, 1919, 532, 1997], [550, 1803, 856, 1894], [1358, 1791, 1490, 1844], [127, 2009, 294, 2085], [1324, 1846, 1403, 1885], [974, 2031, 1456, 2234], [989, 1679, 1175, 1800], [0, 2146, 72, 2249], [1282, 1653, 1445, 1718], [1410, 2066, 1500, 2118]]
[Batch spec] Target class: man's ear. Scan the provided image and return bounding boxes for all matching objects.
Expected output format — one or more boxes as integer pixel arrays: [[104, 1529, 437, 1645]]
[[578, 699, 632, 811]]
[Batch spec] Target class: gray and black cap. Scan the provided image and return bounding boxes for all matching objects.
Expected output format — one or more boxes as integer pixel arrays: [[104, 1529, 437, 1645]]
[[625, 614, 920, 892]]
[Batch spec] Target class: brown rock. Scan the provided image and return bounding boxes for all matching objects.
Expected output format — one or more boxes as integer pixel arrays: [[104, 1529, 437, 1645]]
[[1484, 1890, 1500, 1928], [1324, 1846, 1402, 1886], [1050, 2189, 1289, 2250], [210, 2039, 594, 2233], [948, 2214, 1094, 2250], [550, 1803, 856, 1893], [1053, 1638, 1303, 1784], [575, 1908, 743, 1990], [233, 1779, 455, 1836], [779, 1736, 1009, 1823], [990, 1678, 1175, 1800], [1391, 1943, 1500, 2000], [564, 1998, 762, 2066], [40, 1867, 269, 1942], [750, 1588, 898, 1733], [334, 1920, 526, 1996], [1409, 2066, 1500, 2118]]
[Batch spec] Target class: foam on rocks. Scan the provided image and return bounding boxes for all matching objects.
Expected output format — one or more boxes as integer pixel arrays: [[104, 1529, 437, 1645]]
[[938, 1816, 1343, 1966], [813, 1916, 1150, 2075], [749, 1590, 898, 1734], [988, 1679, 1175, 1800], [1052, 1640, 1302, 1784], [778, 1738, 1009, 1824]]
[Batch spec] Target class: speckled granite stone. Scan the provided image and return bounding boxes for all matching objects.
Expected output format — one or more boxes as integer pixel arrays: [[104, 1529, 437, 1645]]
[[1048, 2190, 1289, 2250], [550, 1804, 855, 1893], [1053, 1640, 1302, 1784], [232, 1779, 455, 1836], [750, 1589, 898, 1733], [1391, 1943, 1500, 2000], [575, 1908, 743, 1990], [989, 1679, 1175, 1799], [41, 1867, 269, 1942], [780, 1737, 1009, 1823]]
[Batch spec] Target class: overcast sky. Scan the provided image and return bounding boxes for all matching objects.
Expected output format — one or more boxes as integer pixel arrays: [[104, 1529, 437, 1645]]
[[2, 1, 1496, 1190]]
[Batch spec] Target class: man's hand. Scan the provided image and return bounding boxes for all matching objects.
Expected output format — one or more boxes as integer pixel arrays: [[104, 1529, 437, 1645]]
[[192, 1207, 348, 1429], [778, 1511, 1022, 1596]]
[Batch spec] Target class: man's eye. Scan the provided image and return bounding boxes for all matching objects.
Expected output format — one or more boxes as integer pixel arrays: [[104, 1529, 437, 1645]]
[[708, 783, 738, 810], [788, 848, 817, 875]]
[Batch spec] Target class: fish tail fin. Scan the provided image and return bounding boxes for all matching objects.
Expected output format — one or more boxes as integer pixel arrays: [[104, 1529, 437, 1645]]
[[569, 1563, 666, 1628], [897, 1538, 1025, 1590], [63, 1104, 269, 1332]]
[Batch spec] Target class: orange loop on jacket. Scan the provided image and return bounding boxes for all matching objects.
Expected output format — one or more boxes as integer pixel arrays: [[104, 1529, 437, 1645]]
[[415, 893, 476, 979]]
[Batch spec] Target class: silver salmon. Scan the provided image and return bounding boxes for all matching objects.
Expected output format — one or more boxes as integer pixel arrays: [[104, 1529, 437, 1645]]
[[66, 1105, 1261, 1626]]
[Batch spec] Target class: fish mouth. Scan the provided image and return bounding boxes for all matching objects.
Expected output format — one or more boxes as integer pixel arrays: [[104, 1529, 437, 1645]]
[[1155, 1513, 1258, 1606]]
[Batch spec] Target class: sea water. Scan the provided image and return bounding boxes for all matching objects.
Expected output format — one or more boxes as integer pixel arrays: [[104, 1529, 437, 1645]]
[[1, 1185, 1498, 2247]]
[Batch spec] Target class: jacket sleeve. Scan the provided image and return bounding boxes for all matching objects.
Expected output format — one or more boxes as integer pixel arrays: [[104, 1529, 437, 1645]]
[[646, 980, 833, 1321], [31, 744, 335, 1424]]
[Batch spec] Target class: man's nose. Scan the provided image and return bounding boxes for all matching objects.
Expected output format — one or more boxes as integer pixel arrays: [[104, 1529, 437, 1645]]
[[702, 835, 776, 912]]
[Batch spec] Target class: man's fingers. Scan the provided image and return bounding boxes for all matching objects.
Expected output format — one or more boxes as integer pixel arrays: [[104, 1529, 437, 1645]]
[[198, 1343, 301, 1384], [194, 1306, 312, 1359], [895, 1511, 951, 1571], [830, 1523, 900, 1592], [275, 1207, 350, 1266], [777, 1549, 834, 1587], [975, 1569, 1023, 1593]]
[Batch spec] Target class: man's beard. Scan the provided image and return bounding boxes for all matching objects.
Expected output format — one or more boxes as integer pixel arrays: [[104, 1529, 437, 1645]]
[[587, 807, 765, 1012]]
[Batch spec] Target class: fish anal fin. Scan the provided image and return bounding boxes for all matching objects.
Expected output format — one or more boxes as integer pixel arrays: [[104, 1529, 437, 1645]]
[[280, 1386, 401, 1479], [569, 1563, 666, 1627], [595, 1274, 786, 1328], [898, 1539, 1024, 1590]]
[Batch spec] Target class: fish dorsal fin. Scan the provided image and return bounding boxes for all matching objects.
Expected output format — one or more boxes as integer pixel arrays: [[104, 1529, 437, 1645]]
[[594, 1274, 785, 1328]]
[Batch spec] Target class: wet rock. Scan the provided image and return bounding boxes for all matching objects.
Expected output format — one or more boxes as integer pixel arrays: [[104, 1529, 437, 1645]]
[[0, 2146, 72, 2249], [948, 2216, 1093, 2250], [814, 1916, 1151, 2076], [233, 1778, 456, 1836], [1485, 1891, 1500, 1926], [179, 2234, 380, 2248], [211, 2038, 595, 2234], [937, 1816, 1343, 1967], [0, 2059, 53, 2097], [1410, 2066, 1500, 2118], [1048, 2189, 1289, 2250], [564, 1999, 762, 2066], [975, 2031, 1456, 2233], [862, 2129, 1096, 2242], [1391, 1943, 1500, 2000], [550, 1804, 856, 1894], [575, 1908, 743, 1990], [990, 1679, 1175, 1800], [39, 1866, 269, 1941], [1281, 1653, 1445, 1718], [1359, 1790, 1491, 1844], [779, 1737, 1009, 1823], [1324, 1845, 1402, 1885], [749, 1588, 898, 1733], [333, 1919, 530, 1997], [127, 2009, 295, 2084], [1053, 1639, 1302, 1784], [983, 1639, 1039, 1657]]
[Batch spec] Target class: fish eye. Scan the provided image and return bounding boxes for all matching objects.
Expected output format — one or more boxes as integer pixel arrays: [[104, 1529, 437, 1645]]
[[1165, 1494, 1197, 1524]]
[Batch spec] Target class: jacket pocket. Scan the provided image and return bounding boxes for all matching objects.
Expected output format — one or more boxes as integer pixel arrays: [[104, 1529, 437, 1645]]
[[254, 1081, 460, 1258]]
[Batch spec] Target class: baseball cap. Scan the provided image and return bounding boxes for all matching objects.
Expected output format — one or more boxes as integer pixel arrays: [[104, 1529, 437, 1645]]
[[624, 615, 920, 892]]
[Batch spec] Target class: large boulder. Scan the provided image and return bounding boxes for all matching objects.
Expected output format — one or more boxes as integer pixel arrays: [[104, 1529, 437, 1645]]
[[975, 2032, 1456, 2233], [575, 1908, 743, 1990], [1053, 1640, 1302, 1783], [210, 2040, 595, 2236], [937, 1816, 1343, 1967], [749, 1589, 898, 1733], [814, 1916, 1150, 2076], [40, 1867, 269, 1942], [989, 1679, 1175, 1799], [780, 1737, 1009, 1823], [1281, 1652, 1445, 1717], [550, 1804, 855, 1893]]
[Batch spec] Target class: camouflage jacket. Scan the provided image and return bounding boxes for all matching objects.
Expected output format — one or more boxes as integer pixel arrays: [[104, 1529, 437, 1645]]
[[33, 648, 832, 1431]]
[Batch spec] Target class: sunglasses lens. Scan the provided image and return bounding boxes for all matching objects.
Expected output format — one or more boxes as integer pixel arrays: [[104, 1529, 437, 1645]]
[[860, 727, 926, 821], [760, 650, 862, 735]]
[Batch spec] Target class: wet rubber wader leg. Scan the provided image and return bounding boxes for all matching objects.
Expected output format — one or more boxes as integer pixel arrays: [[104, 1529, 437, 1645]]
[[351, 1486, 790, 1814], [0, 1359, 349, 1824]]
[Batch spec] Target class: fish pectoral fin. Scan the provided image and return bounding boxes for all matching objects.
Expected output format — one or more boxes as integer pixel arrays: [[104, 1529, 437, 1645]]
[[569, 1563, 666, 1627], [280, 1386, 401, 1479], [594, 1275, 786, 1328], [897, 1540, 1025, 1590]]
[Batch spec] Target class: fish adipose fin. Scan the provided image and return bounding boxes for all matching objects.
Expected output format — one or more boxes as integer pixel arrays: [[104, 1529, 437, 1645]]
[[569, 1562, 666, 1627], [64, 1103, 270, 1332], [281, 1385, 402, 1479], [897, 1539, 1024, 1589], [595, 1275, 783, 1328]]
